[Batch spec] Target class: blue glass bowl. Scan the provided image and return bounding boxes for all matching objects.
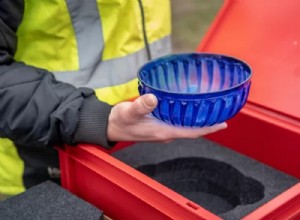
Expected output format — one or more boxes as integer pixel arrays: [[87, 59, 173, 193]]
[[138, 53, 252, 127]]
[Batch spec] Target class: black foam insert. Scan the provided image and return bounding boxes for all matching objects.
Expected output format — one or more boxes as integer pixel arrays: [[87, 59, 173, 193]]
[[113, 138, 299, 220], [137, 157, 265, 214], [0, 181, 103, 220]]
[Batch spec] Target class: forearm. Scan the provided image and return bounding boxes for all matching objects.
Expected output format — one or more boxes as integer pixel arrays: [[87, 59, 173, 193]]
[[0, 61, 113, 147], [0, 61, 84, 147]]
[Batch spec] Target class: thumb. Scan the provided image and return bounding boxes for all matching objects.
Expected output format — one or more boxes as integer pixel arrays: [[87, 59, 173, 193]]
[[129, 94, 158, 118]]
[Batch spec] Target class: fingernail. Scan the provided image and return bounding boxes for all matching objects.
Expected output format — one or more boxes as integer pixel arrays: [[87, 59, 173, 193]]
[[220, 122, 228, 129], [142, 94, 157, 109]]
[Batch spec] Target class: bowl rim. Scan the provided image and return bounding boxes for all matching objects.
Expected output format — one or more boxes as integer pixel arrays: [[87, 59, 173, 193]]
[[137, 52, 252, 97]]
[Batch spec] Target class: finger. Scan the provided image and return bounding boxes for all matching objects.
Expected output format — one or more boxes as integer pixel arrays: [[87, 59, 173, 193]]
[[128, 94, 158, 118], [171, 122, 228, 138], [201, 122, 228, 135]]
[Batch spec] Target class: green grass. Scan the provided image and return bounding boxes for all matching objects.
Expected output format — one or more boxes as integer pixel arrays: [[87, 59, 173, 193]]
[[171, 0, 223, 52]]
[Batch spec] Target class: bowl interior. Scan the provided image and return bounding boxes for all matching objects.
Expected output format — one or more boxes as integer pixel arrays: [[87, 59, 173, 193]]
[[138, 54, 251, 94]]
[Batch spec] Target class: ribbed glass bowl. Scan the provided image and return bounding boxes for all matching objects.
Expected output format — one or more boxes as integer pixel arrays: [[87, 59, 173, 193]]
[[138, 53, 252, 127]]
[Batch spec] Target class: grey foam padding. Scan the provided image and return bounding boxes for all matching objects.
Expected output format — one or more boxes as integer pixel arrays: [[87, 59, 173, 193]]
[[0, 181, 103, 220], [136, 157, 265, 215], [113, 138, 299, 220]]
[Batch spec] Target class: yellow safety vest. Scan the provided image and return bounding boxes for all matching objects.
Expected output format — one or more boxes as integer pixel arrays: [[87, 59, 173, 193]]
[[0, 0, 171, 195]]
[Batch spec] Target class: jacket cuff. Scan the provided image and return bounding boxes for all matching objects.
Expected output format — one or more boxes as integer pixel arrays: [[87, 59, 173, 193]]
[[74, 95, 116, 149]]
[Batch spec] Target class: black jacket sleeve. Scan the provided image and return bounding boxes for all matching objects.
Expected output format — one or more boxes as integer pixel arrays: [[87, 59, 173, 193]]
[[0, 0, 113, 148]]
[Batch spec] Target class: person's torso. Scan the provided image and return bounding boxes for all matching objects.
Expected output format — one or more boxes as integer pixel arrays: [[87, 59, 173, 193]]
[[0, 0, 172, 195]]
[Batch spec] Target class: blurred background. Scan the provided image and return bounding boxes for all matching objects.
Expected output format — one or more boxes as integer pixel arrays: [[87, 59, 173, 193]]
[[171, 0, 223, 52]]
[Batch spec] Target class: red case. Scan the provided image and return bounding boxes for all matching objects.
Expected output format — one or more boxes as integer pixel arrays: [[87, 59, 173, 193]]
[[59, 0, 300, 219], [198, 0, 300, 178], [58, 144, 300, 220]]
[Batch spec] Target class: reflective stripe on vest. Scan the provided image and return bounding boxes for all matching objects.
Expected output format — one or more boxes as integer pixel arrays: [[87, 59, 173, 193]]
[[54, 36, 171, 89], [65, 0, 104, 71], [56, 36, 171, 104]]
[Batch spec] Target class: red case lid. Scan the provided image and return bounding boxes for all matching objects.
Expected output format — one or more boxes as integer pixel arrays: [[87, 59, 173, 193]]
[[197, 0, 300, 121]]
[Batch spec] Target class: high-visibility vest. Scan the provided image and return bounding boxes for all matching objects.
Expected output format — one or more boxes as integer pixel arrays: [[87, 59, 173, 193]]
[[0, 0, 171, 195]]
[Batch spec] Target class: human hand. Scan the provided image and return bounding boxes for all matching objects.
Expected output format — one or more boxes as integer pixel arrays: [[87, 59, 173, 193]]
[[107, 94, 227, 143]]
